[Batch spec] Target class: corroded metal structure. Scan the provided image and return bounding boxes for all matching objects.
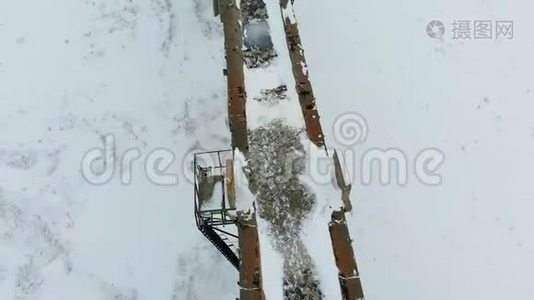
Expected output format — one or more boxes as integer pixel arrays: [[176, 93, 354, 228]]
[[238, 214, 265, 300], [279, 0, 325, 147], [278, 2, 365, 298], [330, 210, 365, 300], [220, 0, 249, 152], [195, 1, 366, 299], [195, 1, 265, 299], [194, 150, 239, 269]]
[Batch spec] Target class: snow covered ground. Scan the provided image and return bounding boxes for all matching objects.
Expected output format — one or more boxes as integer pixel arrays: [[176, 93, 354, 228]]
[[0, 0, 533, 299], [0, 0, 238, 299], [296, 0, 534, 299]]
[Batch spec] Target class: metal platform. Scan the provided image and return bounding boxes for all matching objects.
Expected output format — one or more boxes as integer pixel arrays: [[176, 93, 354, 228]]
[[194, 150, 240, 269]]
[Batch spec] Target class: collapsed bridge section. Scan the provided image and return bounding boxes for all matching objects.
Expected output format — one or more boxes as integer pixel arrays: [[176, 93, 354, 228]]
[[194, 0, 366, 299]]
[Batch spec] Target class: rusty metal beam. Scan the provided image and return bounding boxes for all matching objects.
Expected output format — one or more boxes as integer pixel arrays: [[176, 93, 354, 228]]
[[329, 210, 365, 300], [220, 0, 249, 152], [276, 3, 367, 298], [215, 3, 367, 300], [278, 0, 325, 146], [237, 213, 266, 300], [219, 2, 265, 299]]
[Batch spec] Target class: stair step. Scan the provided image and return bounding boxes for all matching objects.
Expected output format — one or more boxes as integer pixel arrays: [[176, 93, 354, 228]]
[[199, 225, 240, 270]]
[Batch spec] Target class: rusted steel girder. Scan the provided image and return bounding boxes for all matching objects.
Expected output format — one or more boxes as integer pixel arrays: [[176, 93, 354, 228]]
[[329, 210, 365, 300], [220, 0, 249, 153], [219, 2, 265, 299], [276, 3, 366, 298], [238, 213, 266, 300], [278, 0, 325, 147]]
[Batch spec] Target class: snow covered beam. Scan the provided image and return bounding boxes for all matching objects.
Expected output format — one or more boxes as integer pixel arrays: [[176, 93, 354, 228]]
[[334, 149, 354, 212], [278, 0, 325, 146]]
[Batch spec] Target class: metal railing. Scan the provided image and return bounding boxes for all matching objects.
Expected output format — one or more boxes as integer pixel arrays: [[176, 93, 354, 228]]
[[193, 149, 237, 228]]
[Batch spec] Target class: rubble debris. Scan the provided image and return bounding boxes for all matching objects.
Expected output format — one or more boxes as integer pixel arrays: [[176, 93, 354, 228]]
[[243, 47, 278, 69], [247, 121, 323, 299], [253, 85, 288, 105], [240, 0, 268, 23], [241, 0, 277, 69]]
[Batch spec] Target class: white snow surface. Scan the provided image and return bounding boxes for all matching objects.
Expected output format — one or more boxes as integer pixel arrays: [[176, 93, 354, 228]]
[[335, 149, 353, 188], [243, 65, 303, 130], [201, 182, 224, 210], [244, 0, 304, 131], [0, 0, 238, 299], [0, 0, 533, 299], [243, 2, 346, 297], [280, 1, 297, 25], [296, 0, 534, 299], [299, 142, 345, 300], [233, 150, 255, 212], [256, 217, 284, 300]]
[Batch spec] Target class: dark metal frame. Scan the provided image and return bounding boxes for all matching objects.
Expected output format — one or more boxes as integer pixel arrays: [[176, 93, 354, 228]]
[[193, 149, 241, 269], [193, 149, 238, 228]]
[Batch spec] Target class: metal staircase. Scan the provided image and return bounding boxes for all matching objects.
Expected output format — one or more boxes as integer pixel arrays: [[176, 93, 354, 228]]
[[198, 224, 240, 269], [194, 150, 240, 270]]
